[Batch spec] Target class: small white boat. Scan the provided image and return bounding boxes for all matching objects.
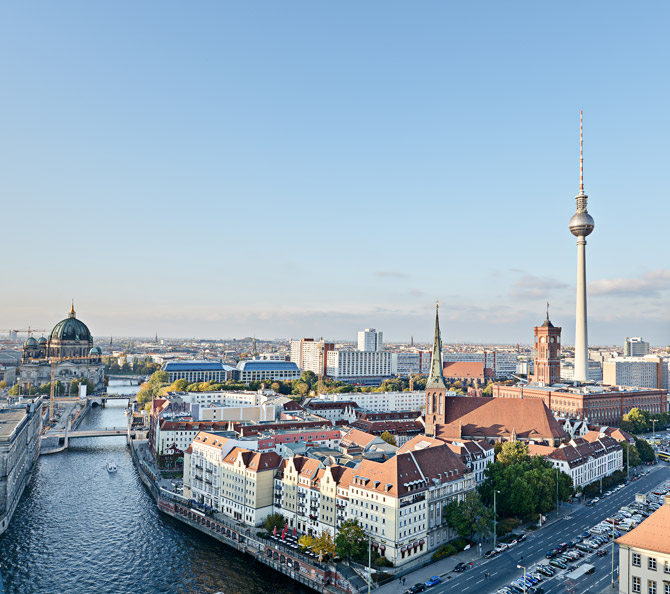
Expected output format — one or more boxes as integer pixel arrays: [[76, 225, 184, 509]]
[[106, 460, 117, 472]]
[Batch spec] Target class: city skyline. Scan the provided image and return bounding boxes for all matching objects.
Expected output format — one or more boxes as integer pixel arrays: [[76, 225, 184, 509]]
[[2, 3, 669, 344]]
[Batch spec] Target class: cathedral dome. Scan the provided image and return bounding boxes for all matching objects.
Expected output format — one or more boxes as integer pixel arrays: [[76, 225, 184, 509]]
[[89, 346, 102, 356], [25, 337, 38, 347], [50, 304, 92, 342], [38, 336, 47, 344]]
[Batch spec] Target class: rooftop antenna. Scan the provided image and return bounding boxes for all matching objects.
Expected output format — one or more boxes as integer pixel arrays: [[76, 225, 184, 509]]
[[546, 301, 550, 321], [579, 110, 584, 194]]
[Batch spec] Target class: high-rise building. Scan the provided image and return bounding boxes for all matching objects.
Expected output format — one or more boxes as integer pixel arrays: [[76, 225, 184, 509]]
[[357, 328, 383, 352], [289, 338, 334, 377], [624, 337, 650, 357], [532, 311, 561, 385], [568, 111, 595, 383]]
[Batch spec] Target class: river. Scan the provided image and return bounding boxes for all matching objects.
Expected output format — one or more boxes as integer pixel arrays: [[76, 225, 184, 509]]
[[0, 383, 309, 594]]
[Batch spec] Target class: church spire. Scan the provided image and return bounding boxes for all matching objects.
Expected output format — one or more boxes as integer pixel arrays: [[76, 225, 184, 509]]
[[69, 300, 76, 319], [426, 300, 446, 389]]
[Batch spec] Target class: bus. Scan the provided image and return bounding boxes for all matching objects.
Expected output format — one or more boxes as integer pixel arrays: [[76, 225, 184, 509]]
[[657, 451, 670, 463]]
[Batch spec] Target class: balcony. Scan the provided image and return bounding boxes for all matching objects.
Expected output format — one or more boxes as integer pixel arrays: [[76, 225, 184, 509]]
[[399, 493, 426, 508]]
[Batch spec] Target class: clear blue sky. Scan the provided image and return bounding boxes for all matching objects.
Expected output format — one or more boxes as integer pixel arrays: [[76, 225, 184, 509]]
[[2, 2, 669, 345]]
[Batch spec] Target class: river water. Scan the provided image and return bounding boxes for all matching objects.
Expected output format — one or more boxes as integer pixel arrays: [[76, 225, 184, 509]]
[[0, 383, 308, 594]]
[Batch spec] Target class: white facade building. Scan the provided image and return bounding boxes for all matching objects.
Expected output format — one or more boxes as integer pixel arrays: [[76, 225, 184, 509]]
[[539, 434, 623, 490], [358, 329, 383, 352], [603, 356, 669, 390], [395, 351, 431, 376], [322, 391, 428, 413], [326, 350, 397, 383]]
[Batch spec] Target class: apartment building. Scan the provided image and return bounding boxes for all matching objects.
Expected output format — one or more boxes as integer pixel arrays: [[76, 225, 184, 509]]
[[273, 439, 475, 566], [530, 434, 623, 490], [289, 338, 334, 377], [183, 432, 281, 527]]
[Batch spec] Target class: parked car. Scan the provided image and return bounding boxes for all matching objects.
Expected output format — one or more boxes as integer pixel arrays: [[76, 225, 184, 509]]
[[409, 583, 426, 593], [484, 550, 497, 559], [597, 549, 608, 557], [425, 576, 442, 588]]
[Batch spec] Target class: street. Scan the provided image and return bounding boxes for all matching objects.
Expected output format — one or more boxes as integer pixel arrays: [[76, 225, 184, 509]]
[[424, 464, 669, 594]]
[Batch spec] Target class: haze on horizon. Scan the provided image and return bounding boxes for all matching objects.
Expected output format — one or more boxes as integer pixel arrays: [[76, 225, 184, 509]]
[[2, 2, 669, 346]]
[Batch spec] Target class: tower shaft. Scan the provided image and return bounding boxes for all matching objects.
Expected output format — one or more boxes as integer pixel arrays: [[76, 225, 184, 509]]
[[574, 237, 589, 382]]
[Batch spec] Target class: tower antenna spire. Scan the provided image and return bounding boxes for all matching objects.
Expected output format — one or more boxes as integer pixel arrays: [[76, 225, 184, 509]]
[[579, 110, 584, 194]]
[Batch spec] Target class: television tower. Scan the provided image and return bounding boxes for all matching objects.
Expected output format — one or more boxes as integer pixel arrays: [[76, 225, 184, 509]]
[[569, 111, 595, 383]]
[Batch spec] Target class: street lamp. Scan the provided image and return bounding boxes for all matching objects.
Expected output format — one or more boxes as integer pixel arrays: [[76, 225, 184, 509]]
[[517, 564, 527, 594], [652, 418, 659, 447], [556, 466, 560, 518], [493, 489, 501, 550]]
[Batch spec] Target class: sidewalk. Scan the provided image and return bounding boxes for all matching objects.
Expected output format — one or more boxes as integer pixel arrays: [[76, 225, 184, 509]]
[[375, 500, 583, 594]]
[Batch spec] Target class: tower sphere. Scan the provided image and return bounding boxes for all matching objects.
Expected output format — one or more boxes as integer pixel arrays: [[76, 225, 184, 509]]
[[569, 209, 595, 237]]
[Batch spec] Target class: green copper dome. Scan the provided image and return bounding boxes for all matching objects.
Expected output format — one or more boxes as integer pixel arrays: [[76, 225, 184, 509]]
[[50, 305, 92, 342]]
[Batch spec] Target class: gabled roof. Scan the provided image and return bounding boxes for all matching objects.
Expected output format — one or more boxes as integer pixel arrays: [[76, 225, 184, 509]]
[[223, 447, 282, 471], [442, 361, 486, 379], [436, 396, 567, 442], [354, 442, 468, 498], [340, 428, 379, 449]]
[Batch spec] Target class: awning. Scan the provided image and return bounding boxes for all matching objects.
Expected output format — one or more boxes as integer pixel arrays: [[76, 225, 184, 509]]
[[401, 546, 407, 552], [419, 539, 425, 545]]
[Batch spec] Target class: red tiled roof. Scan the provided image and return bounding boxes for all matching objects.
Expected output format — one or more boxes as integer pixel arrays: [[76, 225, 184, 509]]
[[442, 361, 486, 379], [436, 396, 567, 442], [616, 500, 670, 554]]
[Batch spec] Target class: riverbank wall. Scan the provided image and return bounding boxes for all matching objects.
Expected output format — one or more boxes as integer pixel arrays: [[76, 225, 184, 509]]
[[129, 439, 365, 594]]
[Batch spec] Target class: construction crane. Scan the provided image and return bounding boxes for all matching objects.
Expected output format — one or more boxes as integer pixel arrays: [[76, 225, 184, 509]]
[[1, 327, 47, 339], [25, 354, 96, 423]]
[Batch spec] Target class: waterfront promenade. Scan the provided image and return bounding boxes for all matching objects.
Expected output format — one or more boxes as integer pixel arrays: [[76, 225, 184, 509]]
[[131, 438, 366, 594]]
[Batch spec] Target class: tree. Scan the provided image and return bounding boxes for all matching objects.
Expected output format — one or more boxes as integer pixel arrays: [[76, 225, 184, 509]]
[[621, 442, 641, 469], [265, 512, 285, 533], [69, 378, 95, 396], [312, 531, 336, 562], [298, 534, 314, 550], [0, 380, 7, 389], [621, 408, 651, 434], [497, 441, 530, 465], [482, 381, 494, 397], [443, 491, 493, 541], [293, 381, 310, 397], [335, 520, 368, 561], [380, 431, 397, 446], [300, 370, 317, 386], [635, 438, 655, 463], [480, 451, 573, 521]]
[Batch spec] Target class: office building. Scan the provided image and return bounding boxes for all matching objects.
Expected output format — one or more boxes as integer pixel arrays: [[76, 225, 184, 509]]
[[358, 328, 383, 352], [624, 337, 650, 357]]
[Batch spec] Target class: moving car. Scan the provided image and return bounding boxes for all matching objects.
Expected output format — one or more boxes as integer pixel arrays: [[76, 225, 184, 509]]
[[425, 576, 442, 588]]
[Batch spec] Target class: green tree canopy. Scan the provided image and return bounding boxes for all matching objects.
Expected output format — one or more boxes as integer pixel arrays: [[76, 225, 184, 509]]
[[265, 512, 285, 533], [635, 438, 656, 463], [621, 441, 642, 469], [335, 520, 368, 561], [380, 431, 397, 446], [443, 491, 493, 541], [480, 452, 573, 520], [496, 440, 530, 465]]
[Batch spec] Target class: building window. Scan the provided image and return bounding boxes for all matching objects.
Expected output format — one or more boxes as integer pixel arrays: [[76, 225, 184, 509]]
[[664, 584, 670, 594], [633, 553, 641, 567], [664, 561, 670, 574], [632, 576, 640, 593], [648, 580, 656, 594], [649, 558, 657, 571]]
